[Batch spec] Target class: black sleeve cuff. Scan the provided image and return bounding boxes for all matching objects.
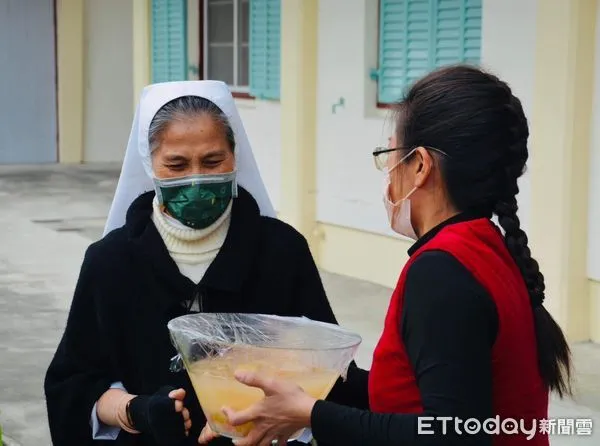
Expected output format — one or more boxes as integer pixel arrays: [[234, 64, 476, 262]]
[[311, 400, 379, 446], [311, 400, 347, 444]]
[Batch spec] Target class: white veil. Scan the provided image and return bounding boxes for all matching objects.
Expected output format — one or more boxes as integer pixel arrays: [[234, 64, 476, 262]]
[[103, 80, 276, 236]]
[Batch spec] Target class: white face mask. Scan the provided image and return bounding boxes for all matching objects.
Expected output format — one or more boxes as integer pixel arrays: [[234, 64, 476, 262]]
[[382, 165, 418, 240]]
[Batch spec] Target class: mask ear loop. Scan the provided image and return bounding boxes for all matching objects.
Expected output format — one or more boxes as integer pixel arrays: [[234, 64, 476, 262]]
[[386, 148, 419, 205], [152, 177, 165, 204], [231, 164, 239, 198], [230, 145, 239, 198], [399, 147, 418, 163], [401, 186, 418, 201], [384, 147, 417, 174]]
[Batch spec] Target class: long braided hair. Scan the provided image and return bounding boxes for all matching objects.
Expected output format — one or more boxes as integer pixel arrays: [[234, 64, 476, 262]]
[[396, 65, 572, 397]]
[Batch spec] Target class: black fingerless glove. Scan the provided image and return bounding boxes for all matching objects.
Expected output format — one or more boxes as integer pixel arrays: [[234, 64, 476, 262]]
[[127, 385, 187, 446]]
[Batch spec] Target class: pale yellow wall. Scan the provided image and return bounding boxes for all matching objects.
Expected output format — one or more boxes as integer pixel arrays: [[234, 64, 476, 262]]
[[55, 0, 85, 163], [528, 0, 597, 342], [591, 280, 600, 342], [57, 0, 148, 163], [83, 0, 134, 162], [278, 0, 319, 248], [315, 223, 410, 290], [132, 0, 151, 107]]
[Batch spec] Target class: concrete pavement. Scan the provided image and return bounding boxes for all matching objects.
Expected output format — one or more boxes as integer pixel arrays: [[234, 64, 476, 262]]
[[0, 164, 598, 445]]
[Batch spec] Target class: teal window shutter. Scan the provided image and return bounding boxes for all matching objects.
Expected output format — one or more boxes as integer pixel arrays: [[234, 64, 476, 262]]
[[151, 0, 188, 83], [433, 0, 482, 67], [249, 0, 281, 100], [375, 0, 482, 104]]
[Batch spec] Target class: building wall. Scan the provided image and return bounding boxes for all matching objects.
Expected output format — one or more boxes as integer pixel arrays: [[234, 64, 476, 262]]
[[236, 100, 282, 212], [588, 2, 600, 282], [588, 0, 600, 341], [312, 0, 538, 288], [316, 0, 393, 237], [186, 0, 282, 211], [480, 0, 536, 234], [83, 0, 134, 162], [62, 0, 598, 339], [0, 0, 57, 164], [55, 0, 84, 163], [132, 0, 151, 107], [525, 0, 597, 341]]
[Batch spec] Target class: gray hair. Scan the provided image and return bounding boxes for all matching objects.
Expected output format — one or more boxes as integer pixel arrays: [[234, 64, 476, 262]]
[[148, 95, 236, 152]]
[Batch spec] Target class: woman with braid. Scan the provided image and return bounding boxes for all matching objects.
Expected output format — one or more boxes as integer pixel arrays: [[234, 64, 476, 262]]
[[199, 65, 572, 446]]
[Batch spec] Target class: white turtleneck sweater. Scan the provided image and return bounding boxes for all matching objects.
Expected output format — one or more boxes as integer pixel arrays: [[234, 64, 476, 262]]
[[150, 196, 232, 284]]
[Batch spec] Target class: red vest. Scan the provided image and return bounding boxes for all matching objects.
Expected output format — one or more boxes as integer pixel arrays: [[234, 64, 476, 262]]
[[369, 218, 548, 446]]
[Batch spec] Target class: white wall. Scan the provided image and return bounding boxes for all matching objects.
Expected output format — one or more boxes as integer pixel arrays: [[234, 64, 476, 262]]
[[83, 0, 134, 163], [315, 0, 537, 236], [237, 101, 282, 211], [587, 3, 600, 281], [316, 0, 392, 235], [481, 0, 537, 234]]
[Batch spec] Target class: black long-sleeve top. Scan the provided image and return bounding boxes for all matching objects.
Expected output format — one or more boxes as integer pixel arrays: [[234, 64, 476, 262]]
[[312, 214, 499, 446]]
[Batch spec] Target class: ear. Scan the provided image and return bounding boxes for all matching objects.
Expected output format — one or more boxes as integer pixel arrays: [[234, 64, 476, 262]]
[[413, 146, 434, 187]]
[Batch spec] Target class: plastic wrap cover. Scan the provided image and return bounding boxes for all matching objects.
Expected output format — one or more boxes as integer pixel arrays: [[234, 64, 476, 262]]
[[167, 313, 362, 380]]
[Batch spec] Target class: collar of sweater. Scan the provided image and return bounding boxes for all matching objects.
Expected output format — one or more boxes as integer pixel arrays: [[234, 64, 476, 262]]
[[151, 196, 232, 265]]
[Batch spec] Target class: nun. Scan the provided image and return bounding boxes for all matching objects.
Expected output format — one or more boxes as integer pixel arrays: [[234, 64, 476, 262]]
[[44, 81, 368, 446]]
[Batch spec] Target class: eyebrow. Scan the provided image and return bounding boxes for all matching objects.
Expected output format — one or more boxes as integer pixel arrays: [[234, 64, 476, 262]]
[[201, 149, 228, 158], [163, 154, 189, 163], [162, 149, 228, 163]]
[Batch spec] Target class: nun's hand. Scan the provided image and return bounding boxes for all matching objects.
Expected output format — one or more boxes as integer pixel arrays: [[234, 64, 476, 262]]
[[220, 370, 316, 446], [128, 386, 192, 445], [198, 422, 219, 444]]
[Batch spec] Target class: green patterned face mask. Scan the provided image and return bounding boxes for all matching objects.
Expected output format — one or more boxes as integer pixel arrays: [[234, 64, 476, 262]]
[[154, 171, 237, 229]]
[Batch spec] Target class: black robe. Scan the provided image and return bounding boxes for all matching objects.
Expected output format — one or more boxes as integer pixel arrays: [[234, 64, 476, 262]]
[[44, 188, 368, 446]]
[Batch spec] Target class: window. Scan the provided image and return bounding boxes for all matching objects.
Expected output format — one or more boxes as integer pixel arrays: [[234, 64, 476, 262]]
[[204, 0, 250, 90], [247, 0, 281, 100], [203, 0, 281, 99], [151, 0, 281, 99], [151, 0, 188, 83], [372, 0, 482, 105]]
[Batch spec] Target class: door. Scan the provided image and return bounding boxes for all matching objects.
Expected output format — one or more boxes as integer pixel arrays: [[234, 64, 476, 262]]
[[0, 0, 57, 163]]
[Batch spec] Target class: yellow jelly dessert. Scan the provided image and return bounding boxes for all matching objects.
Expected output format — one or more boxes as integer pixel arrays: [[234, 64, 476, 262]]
[[186, 346, 340, 439]]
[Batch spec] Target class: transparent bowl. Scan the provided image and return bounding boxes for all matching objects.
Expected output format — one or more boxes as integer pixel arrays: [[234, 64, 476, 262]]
[[167, 313, 362, 440]]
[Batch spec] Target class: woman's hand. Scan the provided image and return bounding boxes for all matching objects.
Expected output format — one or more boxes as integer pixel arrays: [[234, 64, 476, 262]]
[[216, 370, 317, 446]]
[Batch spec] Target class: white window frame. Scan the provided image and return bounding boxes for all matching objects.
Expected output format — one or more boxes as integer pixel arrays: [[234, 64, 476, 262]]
[[202, 0, 250, 93]]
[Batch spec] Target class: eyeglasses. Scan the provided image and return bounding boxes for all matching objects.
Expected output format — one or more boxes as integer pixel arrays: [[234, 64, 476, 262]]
[[372, 146, 448, 171]]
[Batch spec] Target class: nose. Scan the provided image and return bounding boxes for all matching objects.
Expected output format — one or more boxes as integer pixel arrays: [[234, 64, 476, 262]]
[[190, 167, 205, 175], [189, 159, 209, 175]]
